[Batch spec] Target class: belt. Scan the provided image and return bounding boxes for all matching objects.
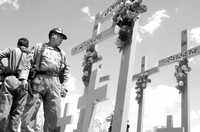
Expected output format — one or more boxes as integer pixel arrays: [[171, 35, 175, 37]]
[[36, 71, 59, 77]]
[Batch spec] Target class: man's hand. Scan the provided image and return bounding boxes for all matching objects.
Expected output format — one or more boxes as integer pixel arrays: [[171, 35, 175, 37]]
[[20, 79, 28, 91]]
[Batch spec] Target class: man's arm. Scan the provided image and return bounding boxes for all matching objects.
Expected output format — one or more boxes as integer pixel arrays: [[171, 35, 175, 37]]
[[58, 51, 70, 97], [61, 54, 70, 87]]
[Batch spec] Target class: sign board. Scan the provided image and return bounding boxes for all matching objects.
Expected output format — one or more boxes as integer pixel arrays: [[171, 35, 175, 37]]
[[132, 66, 159, 80], [71, 26, 116, 55], [99, 75, 110, 83], [159, 45, 200, 67]]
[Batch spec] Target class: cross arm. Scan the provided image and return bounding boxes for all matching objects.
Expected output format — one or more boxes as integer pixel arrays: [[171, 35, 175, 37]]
[[132, 66, 159, 81], [71, 25, 116, 55], [77, 84, 108, 109], [158, 45, 200, 67]]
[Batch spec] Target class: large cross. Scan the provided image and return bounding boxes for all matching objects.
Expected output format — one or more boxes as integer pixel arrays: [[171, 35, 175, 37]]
[[111, 1, 147, 132], [132, 56, 159, 132], [179, 30, 190, 132], [111, 21, 135, 132], [158, 30, 200, 132], [73, 1, 122, 132], [74, 69, 108, 132], [71, 1, 147, 132], [57, 103, 72, 132], [74, 11, 107, 132]]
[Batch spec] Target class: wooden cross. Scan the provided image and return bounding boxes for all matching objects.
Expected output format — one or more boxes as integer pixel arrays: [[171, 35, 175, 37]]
[[73, 1, 122, 132], [111, 1, 147, 132], [156, 115, 183, 132], [179, 30, 189, 132], [74, 69, 108, 132], [158, 30, 199, 132], [74, 12, 106, 132], [132, 56, 159, 132], [57, 103, 72, 132]]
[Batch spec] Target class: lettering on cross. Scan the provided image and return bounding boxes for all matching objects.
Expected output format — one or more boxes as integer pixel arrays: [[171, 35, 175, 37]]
[[71, 25, 116, 55], [97, 0, 123, 23], [57, 103, 72, 132], [158, 41, 200, 67], [76, 69, 108, 132]]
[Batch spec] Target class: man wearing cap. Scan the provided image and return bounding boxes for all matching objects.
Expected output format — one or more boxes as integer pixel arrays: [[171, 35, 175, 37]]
[[0, 37, 30, 132], [21, 28, 69, 132]]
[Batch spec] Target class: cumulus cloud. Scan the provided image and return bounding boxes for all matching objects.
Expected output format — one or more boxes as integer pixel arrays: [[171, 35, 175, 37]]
[[128, 84, 181, 132], [191, 110, 200, 121], [81, 6, 95, 23], [143, 85, 181, 130], [191, 110, 200, 132], [137, 10, 170, 43], [141, 10, 170, 34], [0, 0, 19, 9], [128, 84, 200, 132], [193, 126, 200, 132], [190, 27, 200, 45]]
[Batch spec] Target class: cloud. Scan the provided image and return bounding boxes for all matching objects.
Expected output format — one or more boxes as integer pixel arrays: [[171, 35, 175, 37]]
[[188, 55, 200, 65], [81, 6, 95, 23], [192, 125, 200, 132], [128, 84, 181, 132], [128, 84, 200, 132], [141, 10, 170, 34], [191, 110, 200, 121], [191, 110, 200, 132], [143, 85, 181, 130], [137, 10, 170, 43], [0, 0, 19, 9], [136, 33, 143, 43], [190, 27, 200, 44]]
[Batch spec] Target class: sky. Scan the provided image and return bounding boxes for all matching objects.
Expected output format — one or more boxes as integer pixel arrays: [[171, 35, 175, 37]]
[[0, 0, 200, 132]]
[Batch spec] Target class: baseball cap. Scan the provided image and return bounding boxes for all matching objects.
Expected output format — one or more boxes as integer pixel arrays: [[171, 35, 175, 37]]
[[49, 27, 67, 40]]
